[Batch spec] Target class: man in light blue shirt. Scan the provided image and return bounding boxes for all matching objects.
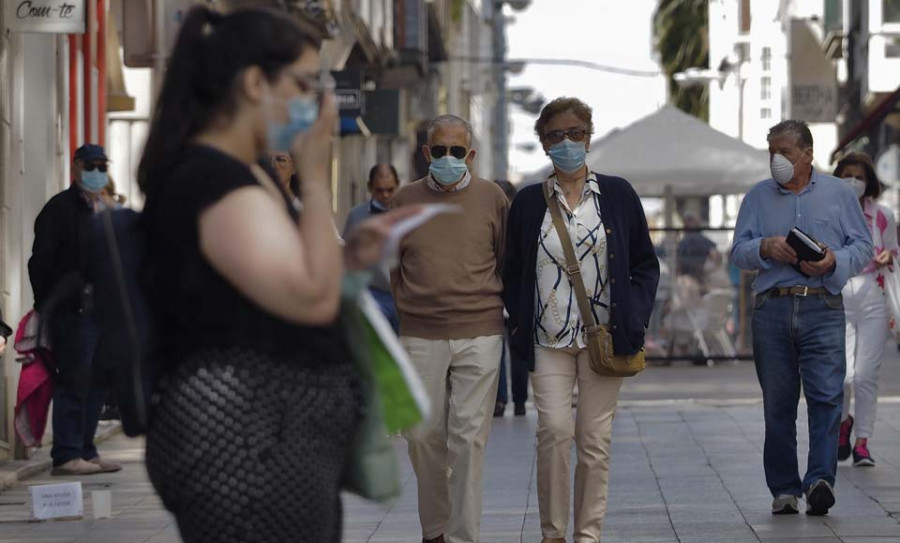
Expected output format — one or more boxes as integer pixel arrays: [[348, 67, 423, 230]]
[[732, 120, 872, 517], [344, 164, 401, 331]]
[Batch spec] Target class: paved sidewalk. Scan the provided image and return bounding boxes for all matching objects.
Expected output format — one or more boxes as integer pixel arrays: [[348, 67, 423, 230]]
[[3, 365, 900, 541], [346, 401, 900, 543]]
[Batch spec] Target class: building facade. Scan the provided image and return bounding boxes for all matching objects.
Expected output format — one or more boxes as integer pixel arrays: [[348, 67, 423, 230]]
[[0, 0, 510, 461]]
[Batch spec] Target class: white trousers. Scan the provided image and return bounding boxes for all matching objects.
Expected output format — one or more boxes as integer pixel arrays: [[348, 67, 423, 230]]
[[401, 335, 502, 543], [842, 274, 888, 438], [532, 346, 623, 543]]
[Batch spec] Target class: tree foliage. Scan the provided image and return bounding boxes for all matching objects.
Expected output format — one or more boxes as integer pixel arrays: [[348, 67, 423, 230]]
[[654, 0, 710, 120]]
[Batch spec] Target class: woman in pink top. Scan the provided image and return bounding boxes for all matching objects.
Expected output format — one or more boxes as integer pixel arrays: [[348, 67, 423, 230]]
[[834, 152, 898, 467]]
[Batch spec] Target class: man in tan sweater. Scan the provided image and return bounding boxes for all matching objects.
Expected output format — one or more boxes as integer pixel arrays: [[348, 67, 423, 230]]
[[392, 115, 509, 543]]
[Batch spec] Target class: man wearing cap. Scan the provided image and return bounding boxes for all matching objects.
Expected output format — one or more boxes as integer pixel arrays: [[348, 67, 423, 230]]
[[28, 144, 122, 476]]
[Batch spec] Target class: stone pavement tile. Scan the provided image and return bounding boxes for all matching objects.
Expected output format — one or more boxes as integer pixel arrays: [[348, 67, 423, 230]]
[[758, 538, 843, 543], [824, 517, 900, 537], [73, 528, 162, 543], [748, 514, 837, 538], [145, 531, 182, 543], [603, 518, 677, 542], [0, 538, 81, 543]]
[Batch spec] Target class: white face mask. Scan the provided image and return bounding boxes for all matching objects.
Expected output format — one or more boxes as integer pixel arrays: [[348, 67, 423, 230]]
[[844, 177, 866, 198], [770, 153, 796, 186]]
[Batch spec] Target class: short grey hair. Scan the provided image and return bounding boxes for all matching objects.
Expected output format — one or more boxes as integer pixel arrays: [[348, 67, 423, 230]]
[[767, 120, 814, 150], [427, 115, 473, 145]]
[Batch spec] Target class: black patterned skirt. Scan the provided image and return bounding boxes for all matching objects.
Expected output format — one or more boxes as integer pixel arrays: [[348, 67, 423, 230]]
[[145, 346, 361, 543]]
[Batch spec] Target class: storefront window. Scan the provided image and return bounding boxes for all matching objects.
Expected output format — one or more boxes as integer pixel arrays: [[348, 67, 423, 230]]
[[886, 0, 900, 24]]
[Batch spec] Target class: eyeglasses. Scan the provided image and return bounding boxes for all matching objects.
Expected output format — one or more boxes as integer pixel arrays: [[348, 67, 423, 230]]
[[286, 71, 336, 95], [430, 145, 468, 160], [544, 128, 589, 145], [271, 155, 292, 165], [83, 163, 108, 173]]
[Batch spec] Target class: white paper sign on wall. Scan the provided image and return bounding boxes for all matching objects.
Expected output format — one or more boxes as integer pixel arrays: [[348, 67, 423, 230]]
[[29, 482, 84, 521], [6, 0, 86, 34]]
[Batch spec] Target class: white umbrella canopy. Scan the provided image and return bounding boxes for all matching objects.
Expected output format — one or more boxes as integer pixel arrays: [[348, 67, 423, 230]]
[[522, 105, 771, 197]]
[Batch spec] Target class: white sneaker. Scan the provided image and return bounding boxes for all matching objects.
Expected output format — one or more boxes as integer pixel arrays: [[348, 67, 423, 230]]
[[772, 494, 799, 515]]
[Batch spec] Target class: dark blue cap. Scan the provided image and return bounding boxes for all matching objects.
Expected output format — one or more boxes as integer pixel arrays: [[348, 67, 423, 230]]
[[74, 144, 108, 163]]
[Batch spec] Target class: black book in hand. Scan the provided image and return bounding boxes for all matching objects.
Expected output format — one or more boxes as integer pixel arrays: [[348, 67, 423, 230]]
[[786, 226, 826, 277]]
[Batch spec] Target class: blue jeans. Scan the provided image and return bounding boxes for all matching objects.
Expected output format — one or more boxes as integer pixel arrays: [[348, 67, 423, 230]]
[[752, 291, 846, 497], [369, 287, 399, 333], [49, 314, 109, 466]]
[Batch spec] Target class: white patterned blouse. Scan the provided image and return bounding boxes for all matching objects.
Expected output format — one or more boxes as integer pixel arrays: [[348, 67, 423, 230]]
[[535, 173, 610, 349]]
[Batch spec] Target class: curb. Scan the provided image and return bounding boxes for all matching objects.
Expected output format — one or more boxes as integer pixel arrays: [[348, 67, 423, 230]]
[[0, 421, 122, 493]]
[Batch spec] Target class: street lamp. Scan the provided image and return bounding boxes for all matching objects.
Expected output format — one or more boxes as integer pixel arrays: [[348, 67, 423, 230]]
[[674, 58, 747, 139], [502, 0, 531, 12], [492, 0, 531, 180]]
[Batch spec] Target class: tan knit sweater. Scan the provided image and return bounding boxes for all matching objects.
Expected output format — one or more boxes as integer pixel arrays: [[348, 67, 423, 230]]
[[391, 176, 509, 339]]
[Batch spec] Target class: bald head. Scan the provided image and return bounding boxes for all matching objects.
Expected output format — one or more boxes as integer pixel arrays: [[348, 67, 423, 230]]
[[368, 163, 400, 208]]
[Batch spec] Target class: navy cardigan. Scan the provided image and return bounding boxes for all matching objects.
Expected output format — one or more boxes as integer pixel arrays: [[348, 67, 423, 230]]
[[503, 174, 660, 371]]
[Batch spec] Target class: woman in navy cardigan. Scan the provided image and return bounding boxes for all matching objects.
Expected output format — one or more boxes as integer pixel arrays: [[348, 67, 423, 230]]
[[503, 97, 659, 543]]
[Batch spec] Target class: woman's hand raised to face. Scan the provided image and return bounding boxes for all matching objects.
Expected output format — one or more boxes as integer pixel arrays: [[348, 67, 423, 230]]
[[293, 91, 338, 189]]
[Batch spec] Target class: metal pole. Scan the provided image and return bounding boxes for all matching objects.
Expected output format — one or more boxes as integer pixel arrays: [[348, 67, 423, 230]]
[[492, 1, 508, 181]]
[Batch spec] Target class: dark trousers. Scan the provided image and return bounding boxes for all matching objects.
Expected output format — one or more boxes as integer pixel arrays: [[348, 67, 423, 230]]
[[369, 287, 399, 333], [752, 291, 846, 496], [49, 313, 110, 467], [497, 334, 529, 405]]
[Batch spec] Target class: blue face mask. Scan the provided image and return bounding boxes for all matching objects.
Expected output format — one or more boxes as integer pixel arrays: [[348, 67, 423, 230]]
[[80, 170, 108, 193], [267, 95, 319, 152], [429, 156, 469, 185], [548, 139, 587, 173]]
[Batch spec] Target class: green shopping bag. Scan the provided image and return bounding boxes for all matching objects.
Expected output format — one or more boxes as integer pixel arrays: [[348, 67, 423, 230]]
[[341, 273, 430, 502]]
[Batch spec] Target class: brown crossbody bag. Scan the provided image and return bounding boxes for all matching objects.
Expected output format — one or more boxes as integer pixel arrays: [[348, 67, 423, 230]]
[[543, 183, 645, 377]]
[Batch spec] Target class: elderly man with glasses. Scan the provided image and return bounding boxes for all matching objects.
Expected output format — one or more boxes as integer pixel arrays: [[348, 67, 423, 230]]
[[391, 114, 510, 543]]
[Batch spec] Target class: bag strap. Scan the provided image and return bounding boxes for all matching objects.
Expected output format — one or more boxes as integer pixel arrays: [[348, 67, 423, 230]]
[[542, 181, 599, 329]]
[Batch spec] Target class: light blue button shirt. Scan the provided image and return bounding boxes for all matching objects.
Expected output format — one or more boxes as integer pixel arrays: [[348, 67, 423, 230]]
[[731, 170, 873, 295]]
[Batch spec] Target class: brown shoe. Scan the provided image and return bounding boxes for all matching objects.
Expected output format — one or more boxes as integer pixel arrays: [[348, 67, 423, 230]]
[[87, 456, 123, 473], [541, 539, 566, 543], [422, 536, 446, 543], [51, 458, 103, 476]]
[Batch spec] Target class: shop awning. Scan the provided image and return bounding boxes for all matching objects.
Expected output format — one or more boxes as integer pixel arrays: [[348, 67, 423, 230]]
[[106, 14, 135, 112], [831, 86, 900, 162], [523, 105, 770, 197]]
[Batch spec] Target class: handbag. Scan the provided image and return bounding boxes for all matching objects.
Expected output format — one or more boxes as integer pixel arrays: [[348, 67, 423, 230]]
[[542, 182, 645, 377], [881, 265, 900, 341]]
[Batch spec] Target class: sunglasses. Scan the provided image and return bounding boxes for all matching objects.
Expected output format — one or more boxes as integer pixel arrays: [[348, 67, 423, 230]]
[[544, 128, 589, 145], [430, 145, 468, 160], [83, 163, 108, 173]]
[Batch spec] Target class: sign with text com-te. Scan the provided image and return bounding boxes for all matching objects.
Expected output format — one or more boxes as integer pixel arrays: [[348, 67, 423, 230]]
[[7, 0, 86, 34]]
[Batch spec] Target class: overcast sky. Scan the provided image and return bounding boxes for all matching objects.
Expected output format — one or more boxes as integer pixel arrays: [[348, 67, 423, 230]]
[[505, 0, 668, 180]]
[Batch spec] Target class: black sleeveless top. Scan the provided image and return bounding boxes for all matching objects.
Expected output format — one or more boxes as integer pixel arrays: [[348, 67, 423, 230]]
[[143, 145, 349, 367]]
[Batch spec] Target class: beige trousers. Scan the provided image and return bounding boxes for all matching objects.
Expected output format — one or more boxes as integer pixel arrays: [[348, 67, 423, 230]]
[[532, 346, 623, 543], [401, 335, 503, 543]]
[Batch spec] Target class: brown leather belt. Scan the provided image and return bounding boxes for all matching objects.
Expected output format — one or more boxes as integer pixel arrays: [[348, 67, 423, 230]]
[[767, 286, 829, 297]]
